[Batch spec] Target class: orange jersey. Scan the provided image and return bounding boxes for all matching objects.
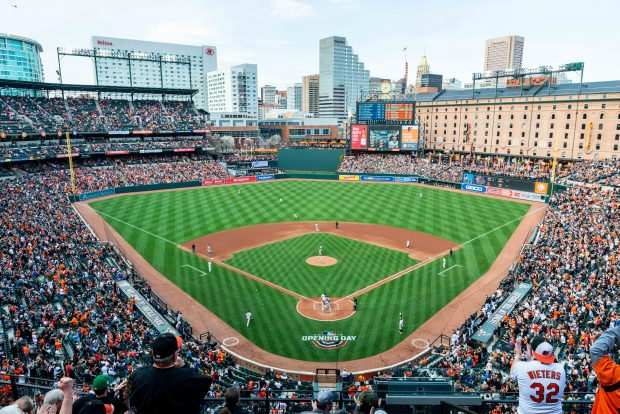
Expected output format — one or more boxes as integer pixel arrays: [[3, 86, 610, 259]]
[[591, 356, 620, 414]]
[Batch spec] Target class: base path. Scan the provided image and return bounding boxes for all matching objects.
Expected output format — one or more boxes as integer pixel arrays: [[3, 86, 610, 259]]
[[182, 221, 459, 262], [74, 191, 546, 375]]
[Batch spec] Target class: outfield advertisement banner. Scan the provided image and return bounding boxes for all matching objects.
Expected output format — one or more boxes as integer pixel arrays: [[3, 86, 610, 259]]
[[78, 188, 116, 201], [339, 175, 360, 181], [395, 176, 419, 183], [227, 176, 257, 184], [202, 178, 226, 186], [360, 175, 395, 182], [472, 283, 533, 343], [252, 160, 269, 168], [511, 190, 547, 202], [173, 148, 195, 152], [139, 149, 163, 154], [257, 174, 275, 181], [461, 183, 487, 193]]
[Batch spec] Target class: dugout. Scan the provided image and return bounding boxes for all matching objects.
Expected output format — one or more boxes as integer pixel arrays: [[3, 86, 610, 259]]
[[277, 148, 344, 172]]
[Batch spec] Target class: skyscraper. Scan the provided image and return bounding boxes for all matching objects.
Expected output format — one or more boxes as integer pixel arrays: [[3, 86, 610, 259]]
[[261, 85, 277, 105], [207, 63, 258, 117], [415, 54, 430, 88], [484, 35, 524, 72], [319, 36, 370, 120], [302, 74, 319, 117], [286, 83, 302, 110]]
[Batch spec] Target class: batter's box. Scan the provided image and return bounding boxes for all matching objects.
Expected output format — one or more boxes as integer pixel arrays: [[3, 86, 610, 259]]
[[313, 301, 340, 311]]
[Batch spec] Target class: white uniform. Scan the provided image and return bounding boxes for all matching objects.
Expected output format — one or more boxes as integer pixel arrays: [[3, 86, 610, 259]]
[[442, 257, 446, 269], [510, 360, 566, 414], [319, 244, 323, 255], [315, 223, 320, 232], [406, 240, 410, 248], [293, 213, 298, 219], [399, 316, 404, 333], [208, 261, 212, 273], [245, 311, 253, 327], [279, 198, 283, 204], [207, 245, 212, 256]]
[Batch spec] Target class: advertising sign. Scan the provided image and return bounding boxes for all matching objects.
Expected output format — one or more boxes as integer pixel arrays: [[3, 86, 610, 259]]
[[400, 125, 419, 150], [108, 131, 130, 135], [202, 179, 226, 186], [351, 125, 368, 149], [257, 174, 275, 181], [78, 188, 115, 201], [368, 127, 400, 151], [173, 148, 195, 153], [251, 160, 269, 168], [226, 176, 257, 184], [461, 183, 486, 193], [395, 176, 419, 183], [339, 175, 360, 181], [534, 182, 549, 194], [139, 149, 163, 154], [105, 150, 129, 155], [360, 175, 395, 182]]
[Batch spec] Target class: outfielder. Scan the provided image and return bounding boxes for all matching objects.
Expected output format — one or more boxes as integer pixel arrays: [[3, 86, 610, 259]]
[[208, 260, 212, 273], [510, 337, 566, 414], [245, 310, 253, 327], [442, 257, 446, 269], [279, 197, 283, 204], [319, 244, 324, 256], [399, 313, 404, 334]]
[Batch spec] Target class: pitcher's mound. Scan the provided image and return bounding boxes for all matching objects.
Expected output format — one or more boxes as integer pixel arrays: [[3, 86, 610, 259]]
[[306, 256, 338, 267]]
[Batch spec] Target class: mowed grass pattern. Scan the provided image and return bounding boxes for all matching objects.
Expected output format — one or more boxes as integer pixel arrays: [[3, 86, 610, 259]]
[[90, 180, 532, 362], [226, 233, 418, 297]]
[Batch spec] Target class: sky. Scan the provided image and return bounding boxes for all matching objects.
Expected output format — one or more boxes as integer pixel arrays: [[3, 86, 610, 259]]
[[2, 0, 619, 89]]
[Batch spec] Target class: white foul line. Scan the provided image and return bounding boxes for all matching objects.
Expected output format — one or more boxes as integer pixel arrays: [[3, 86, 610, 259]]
[[181, 264, 206, 277], [438, 264, 462, 276]]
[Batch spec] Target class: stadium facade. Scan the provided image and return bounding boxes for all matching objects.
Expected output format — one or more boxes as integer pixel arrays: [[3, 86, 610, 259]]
[[0, 34, 44, 96], [91, 36, 217, 110], [415, 80, 620, 160]]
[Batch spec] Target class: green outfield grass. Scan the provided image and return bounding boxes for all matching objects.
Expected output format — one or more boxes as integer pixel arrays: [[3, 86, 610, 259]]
[[225, 233, 418, 297], [89, 180, 532, 362]]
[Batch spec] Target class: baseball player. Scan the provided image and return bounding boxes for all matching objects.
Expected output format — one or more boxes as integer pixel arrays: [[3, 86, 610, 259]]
[[293, 213, 298, 220], [442, 257, 446, 269], [207, 260, 212, 273], [237, 189, 241, 195], [319, 244, 324, 256], [399, 313, 404, 334], [279, 197, 283, 204], [406, 240, 411, 249], [419, 193, 423, 199], [315, 223, 320, 232], [207, 245, 212, 256], [245, 310, 253, 327], [192, 243, 196, 254], [335, 221, 339, 229], [510, 337, 566, 414]]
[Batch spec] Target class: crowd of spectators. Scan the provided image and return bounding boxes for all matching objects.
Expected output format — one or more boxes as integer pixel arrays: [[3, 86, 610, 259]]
[[0, 97, 207, 135], [338, 153, 552, 181]]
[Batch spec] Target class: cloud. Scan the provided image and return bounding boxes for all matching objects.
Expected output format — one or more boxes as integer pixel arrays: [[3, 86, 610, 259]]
[[270, 0, 314, 20], [147, 20, 221, 44]]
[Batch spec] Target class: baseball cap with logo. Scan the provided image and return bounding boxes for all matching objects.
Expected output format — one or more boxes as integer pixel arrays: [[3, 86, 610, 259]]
[[151, 333, 182, 359], [531, 336, 555, 364], [92, 375, 111, 392]]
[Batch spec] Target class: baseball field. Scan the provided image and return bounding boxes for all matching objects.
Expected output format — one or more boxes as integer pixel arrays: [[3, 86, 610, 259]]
[[84, 180, 535, 365]]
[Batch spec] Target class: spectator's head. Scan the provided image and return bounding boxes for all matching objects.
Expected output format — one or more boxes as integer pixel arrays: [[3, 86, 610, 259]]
[[0, 397, 34, 414], [43, 389, 64, 411], [92, 375, 111, 396], [151, 333, 181, 367], [530, 336, 555, 364], [316, 390, 335, 411], [354, 391, 379, 414], [225, 387, 241, 407]]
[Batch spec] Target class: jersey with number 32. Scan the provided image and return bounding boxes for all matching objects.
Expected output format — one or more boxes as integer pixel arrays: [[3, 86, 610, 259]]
[[510, 360, 566, 414]]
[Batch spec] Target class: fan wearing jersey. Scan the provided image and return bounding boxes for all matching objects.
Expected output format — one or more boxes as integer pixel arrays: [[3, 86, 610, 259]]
[[510, 336, 566, 414], [590, 325, 620, 413]]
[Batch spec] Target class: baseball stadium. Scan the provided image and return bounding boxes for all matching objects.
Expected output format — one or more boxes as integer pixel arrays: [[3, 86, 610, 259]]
[[1, 29, 620, 414]]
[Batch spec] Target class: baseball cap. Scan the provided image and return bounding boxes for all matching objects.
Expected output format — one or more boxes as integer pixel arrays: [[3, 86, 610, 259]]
[[316, 390, 335, 405], [78, 400, 113, 414], [151, 333, 182, 359], [531, 336, 555, 364], [92, 375, 111, 392], [355, 390, 379, 408]]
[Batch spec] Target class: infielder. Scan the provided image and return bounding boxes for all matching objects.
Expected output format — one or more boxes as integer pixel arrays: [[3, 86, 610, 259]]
[[406, 240, 411, 249], [315, 223, 320, 232], [207, 260, 212, 273], [399, 313, 404, 334], [245, 310, 253, 327], [510, 337, 566, 414], [319, 244, 324, 256], [192, 243, 196, 254], [293, 213, 298, 220], [207, 245, 212, 256]]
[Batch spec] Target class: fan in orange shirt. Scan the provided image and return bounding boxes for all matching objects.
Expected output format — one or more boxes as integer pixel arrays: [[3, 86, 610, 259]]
[[590, 326, 620, 413]]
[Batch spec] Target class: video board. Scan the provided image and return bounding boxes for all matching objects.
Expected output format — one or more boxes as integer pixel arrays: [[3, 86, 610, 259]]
[[462, 173, 549, 194], [357, 101, 415, 125], [351, 125, 368, 149], [367, 127, 400, 151]]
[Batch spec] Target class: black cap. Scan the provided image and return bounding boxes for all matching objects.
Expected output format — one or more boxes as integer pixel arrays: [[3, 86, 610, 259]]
[[152, 333, 179, 359]]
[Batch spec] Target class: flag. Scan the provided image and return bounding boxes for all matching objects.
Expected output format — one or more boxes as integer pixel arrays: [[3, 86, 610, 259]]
[[403, 47, 407, 52]]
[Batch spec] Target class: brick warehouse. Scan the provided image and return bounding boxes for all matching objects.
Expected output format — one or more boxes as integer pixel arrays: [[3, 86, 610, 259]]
[[415, 80, 620, 160]]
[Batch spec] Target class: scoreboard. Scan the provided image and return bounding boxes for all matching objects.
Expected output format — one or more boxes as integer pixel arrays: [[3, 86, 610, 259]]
[[463, 173, 549, 194], [357, 101, 415, 125]]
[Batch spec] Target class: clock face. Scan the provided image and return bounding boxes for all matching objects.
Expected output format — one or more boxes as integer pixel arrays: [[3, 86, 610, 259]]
[[380, 80, 391, 93]]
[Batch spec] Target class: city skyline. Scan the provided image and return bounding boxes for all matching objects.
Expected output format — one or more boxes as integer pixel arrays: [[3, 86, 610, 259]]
[[1, 0, 618, 90]]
